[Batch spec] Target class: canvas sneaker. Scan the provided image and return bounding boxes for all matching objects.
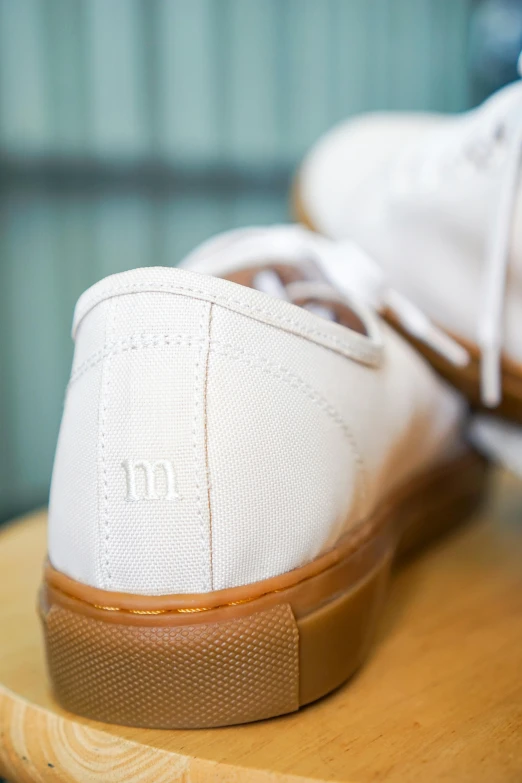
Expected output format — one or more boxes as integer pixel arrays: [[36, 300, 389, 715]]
[[41, 225, 487, 729], [296, 68, 522, 427]]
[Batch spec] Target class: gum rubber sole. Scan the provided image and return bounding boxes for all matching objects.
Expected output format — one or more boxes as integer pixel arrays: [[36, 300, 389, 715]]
[[292, 176, 522, 424], [40, 448, 488, 729], [384, 313, 522, 424]]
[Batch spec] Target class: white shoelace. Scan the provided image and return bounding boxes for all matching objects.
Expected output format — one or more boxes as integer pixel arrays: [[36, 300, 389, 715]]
[[185, 223, 469, 367], [477, 55, 522, 406], [470, 415, 522, 476]]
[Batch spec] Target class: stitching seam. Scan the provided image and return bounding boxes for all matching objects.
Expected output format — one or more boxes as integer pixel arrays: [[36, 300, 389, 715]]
[[70, 333, 201, 386], [203, 306, 214, 590], [99, 298, 119, 589], [192, 303, 212, 592], [75, 281, 380, 363]]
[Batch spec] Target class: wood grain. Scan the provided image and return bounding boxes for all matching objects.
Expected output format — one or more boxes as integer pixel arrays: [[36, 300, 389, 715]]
[[0, 471, 522, 782]]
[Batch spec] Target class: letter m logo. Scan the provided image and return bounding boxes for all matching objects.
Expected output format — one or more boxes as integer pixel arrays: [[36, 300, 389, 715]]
[[122, 459, 181, 501]]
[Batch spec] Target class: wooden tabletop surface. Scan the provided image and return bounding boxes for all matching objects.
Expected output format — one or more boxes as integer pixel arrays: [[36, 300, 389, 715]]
[[0, 470, 521, 782]]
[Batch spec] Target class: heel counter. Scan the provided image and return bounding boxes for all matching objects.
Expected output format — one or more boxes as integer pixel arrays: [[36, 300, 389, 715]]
[[48, 299, 109, 589], [206, 305, 362, 591], [49, 291, 214, 595]]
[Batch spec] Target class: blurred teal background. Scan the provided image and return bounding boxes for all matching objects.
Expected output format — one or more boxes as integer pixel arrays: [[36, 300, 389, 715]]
[[0, 0, 519, 522]]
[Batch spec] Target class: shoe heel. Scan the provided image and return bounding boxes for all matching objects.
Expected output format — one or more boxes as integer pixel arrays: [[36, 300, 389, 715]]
[[40, 532, 391, 729], [40, 449, 487, 730]]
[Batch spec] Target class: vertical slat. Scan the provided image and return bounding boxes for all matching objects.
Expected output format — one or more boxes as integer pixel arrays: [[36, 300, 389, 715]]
[[161, 194, 229, 266], [432, 0, 473, 111], [364, 0, 393, 111], [221, 0, 281, 164], [331, 0, 370, 122], [84, 0, 149, 158], [227, 191, 288, 229], [45, 0, 89, 155], [54, 193, 100, 339], [283, 0, 334, 161], [0, 198, 15, 514], [383, 0, 428, 110], [0, 0, 51, 153], [91, 194, 155, 277], [156, 0, 219, 164], [1, 191, 66, 509]]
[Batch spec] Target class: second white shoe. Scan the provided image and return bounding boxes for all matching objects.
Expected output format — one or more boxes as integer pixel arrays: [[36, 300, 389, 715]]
[[297, 74, 522, 422], [41, 225, 486, 729]]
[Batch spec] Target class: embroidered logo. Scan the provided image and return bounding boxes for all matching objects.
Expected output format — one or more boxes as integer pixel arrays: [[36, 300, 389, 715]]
[[122, 459, 181, 502]]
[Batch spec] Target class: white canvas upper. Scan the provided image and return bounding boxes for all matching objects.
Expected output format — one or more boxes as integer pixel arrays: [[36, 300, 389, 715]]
[[48, 227, 466, 596], [299, 80, 522, 401]]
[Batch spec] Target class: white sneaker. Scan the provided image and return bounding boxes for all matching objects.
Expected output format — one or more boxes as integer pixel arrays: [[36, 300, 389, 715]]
[[296, 74, 522, 423], [42, 225, 486, 729]]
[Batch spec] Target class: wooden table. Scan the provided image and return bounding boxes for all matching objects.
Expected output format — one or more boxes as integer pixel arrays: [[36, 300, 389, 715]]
[[1, 471, 521, 782]]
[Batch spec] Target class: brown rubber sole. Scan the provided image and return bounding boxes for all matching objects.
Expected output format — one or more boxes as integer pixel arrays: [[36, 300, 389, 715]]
[[39, 448, 488, 730], [384, 312, 522, 424], [292, 177, 522, 424]]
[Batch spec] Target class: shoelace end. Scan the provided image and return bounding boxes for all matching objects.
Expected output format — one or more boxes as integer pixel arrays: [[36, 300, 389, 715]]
[[386, 291, 470, 368], [480, 351, 502, 408], [429, 331, 471, 368]]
